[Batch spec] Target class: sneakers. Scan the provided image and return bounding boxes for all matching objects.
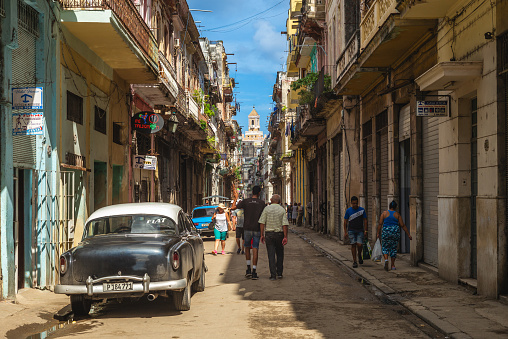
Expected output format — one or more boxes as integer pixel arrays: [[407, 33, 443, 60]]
[[384, 260, 389, 271], [269, 276, 276, 281], [353, 262, 358, 268], [221, 250, 225, 255], [359, 257, 363, 265], [245, 268, 252, 278], [277, 275, 283, 279], [212, 250, 217, 255], [236, 248, 241, 254], [251, 271, 259, 280]]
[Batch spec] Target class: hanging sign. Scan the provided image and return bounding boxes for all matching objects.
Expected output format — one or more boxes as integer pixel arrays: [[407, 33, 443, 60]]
[[133, 155, 157, 170], [12, 87, 43, 109], [416, 100, 448, 117], [12, 113, 44, 135], [132, 111, 164, 134]]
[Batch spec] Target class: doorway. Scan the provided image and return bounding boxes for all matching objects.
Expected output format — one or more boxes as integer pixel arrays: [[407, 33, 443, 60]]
[[13, 168, 26, 292], [399, 139, 411, 253]]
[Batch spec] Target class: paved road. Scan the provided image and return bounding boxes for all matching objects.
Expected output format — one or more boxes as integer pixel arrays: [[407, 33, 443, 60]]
[[14, 232, 437, 338]]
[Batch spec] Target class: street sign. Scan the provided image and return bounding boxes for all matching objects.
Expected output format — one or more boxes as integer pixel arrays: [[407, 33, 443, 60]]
[[132, 111, 164, 134], [12, 87, 43, 109], [12, 113, 44, 135], [133, 155, 157, 170], [417, 100, 448, 117]]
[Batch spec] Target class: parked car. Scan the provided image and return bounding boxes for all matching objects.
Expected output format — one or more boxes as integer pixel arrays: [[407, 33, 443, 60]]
[[191, 205, 218, 237], [55, 203, 206, 315]]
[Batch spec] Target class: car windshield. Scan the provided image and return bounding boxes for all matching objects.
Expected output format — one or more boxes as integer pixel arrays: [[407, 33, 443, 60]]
[[192, 208, 216, 218], [83, 214, 177, 239]]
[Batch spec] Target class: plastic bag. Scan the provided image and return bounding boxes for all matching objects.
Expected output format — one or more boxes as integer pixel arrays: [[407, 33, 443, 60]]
[[363, 238, 372, 260], [372, 239, 382, 262]]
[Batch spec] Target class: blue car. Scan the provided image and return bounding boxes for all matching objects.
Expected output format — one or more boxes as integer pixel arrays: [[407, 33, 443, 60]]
[[191, 205, 218, 237]]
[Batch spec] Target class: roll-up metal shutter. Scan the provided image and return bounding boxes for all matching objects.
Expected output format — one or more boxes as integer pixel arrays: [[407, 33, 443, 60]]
[[340, 144, 345, 239], [422, 116, 439, 267], [333, 137, 340, 237], [380, 128, 389, 211], [366, 136, 374, 235], [399, 104, 411, 142], [12, 21, 37, 167]]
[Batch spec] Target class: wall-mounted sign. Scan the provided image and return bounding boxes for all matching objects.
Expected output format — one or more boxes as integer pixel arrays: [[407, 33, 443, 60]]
[[12, 87, 43, 109], [417, 100, 448, 117], [133, 155, 157, 170], [12, 113, 44, 135], [132, 111, 164, 133]]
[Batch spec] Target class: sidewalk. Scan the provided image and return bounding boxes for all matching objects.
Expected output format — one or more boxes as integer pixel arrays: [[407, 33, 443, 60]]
[[291, 226, 508, 339], [0, 288, 69, 338]]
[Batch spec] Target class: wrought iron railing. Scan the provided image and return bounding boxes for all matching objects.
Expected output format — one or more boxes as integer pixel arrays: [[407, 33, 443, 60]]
[[158, 51, 178, 99], [58, 0, 157, 68]]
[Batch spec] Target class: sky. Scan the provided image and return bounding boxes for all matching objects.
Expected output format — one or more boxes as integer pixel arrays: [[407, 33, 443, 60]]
[[188, 0, 289, 136]]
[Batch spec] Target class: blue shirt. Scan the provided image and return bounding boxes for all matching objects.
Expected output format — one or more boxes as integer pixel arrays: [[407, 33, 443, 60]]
[[344, 207, 367, 231]]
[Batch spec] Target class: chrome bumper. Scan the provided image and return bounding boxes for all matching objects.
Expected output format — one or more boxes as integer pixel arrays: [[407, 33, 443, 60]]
[[55, 273, 187, 296]]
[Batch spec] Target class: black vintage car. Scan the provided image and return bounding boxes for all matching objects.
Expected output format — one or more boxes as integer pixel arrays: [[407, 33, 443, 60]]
[[55, 203, 206, 315]]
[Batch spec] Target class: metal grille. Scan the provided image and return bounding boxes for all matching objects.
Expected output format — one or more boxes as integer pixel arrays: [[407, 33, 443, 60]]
[[379, 128, 388, 211], [12, 26, 36, 167], [32, 170, 75, 287], [422, 117, 440, 267], [0, 0, 5, 17], [94, 106, 107, 134], [67, 91, 83, 125], [501, 33, 508, 73], [365, 136, 373, 237], [18, 0, 39, 37]]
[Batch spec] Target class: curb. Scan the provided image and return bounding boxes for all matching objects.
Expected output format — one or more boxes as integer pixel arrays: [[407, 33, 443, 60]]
[[291, 228, 471, 339]]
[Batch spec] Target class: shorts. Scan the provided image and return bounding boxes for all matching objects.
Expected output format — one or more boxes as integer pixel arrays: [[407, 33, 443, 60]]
[[236, 227, 244, 239], [214, 229, 227, 241], [348, 230, 364, 245], [243, 230, 260, 249]]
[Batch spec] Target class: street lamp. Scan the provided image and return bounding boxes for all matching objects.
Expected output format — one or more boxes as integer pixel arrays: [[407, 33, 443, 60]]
[[167, 113, 179, 133]]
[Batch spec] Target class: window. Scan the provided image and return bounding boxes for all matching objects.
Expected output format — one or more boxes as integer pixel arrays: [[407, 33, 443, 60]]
[[113, 122, 122, 145], [67, 91, 83, 124], [94, 106, 107, 134]]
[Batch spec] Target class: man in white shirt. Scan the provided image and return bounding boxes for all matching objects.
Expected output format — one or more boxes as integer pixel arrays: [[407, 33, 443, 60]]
[[259, 194, 289, 280]]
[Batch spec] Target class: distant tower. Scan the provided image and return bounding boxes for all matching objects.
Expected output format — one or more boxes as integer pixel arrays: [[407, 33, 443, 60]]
[[248, 106, 260, 131], [242, 107, 264, 155]]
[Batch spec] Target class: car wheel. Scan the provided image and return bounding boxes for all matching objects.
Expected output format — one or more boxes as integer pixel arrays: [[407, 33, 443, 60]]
[[172, 275, 191, 311], [70, 295, 91, 316], [192, 262, 206, 292]]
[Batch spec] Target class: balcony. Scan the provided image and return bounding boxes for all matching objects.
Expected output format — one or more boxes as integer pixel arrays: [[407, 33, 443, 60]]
[[223, 77, 234, 95], [301, 0, 325, 21], [133, 52, 178, 105], [59, 0, 158, 84], [335, 31, 360, 93], [289, 105, 325, 150], [187, 92, 199, 121], [397, 0, 458, 19], [336, 0, 436, 95]]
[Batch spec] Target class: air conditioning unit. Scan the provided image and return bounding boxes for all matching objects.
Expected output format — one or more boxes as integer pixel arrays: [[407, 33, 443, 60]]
[[174, 38, 180, 48]]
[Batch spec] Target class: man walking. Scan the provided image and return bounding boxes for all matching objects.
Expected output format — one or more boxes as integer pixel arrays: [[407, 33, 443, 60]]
[[259, 194, 289, 280], [343, 196, 368, 268], [231, 186, 265, 280], [232, 206, 245, 255]]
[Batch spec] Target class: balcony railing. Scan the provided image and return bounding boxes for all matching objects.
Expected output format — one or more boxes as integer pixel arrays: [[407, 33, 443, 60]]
[[336, 30, 360, 82], [59, 0, 158, 66], [158, 52, 178, 100], [360, 0, 398, 48], [187, 92, 199, 120], [175, 82, 187, 116]]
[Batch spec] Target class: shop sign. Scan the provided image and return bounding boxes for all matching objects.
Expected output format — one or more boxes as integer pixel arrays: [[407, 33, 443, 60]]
[[12, 113, 44, 135], [12, 87, 43, 109], [132, 111, 164, 133], [133, 155, 157, 170], [416, 100, 448, 117]]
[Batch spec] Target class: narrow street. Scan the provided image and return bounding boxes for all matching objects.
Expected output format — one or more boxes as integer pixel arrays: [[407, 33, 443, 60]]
[[4, 231, 439, 339]]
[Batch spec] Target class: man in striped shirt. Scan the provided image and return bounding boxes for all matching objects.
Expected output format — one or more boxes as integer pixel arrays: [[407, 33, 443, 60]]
[[259, 194, 289, 280]]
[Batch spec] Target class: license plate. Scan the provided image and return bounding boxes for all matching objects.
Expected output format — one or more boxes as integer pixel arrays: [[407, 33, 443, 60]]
[[202, 223, 209, 228], [103, 282, 133, 292]]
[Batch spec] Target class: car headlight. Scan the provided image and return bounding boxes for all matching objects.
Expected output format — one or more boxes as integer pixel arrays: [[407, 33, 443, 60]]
[[172, 251, 180, 270], [60, 255, 67, 275]]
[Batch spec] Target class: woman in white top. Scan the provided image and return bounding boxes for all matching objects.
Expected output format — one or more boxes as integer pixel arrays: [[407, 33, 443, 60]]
[[212, 203, 231, 255]]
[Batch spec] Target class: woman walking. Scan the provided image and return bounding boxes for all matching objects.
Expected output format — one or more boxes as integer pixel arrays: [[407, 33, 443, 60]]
[[212, 203, 231, 255], [376, 201, 412, 271]]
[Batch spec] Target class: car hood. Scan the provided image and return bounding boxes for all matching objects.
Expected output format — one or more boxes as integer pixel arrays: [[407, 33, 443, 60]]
[[70, 235, 180, 282]]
